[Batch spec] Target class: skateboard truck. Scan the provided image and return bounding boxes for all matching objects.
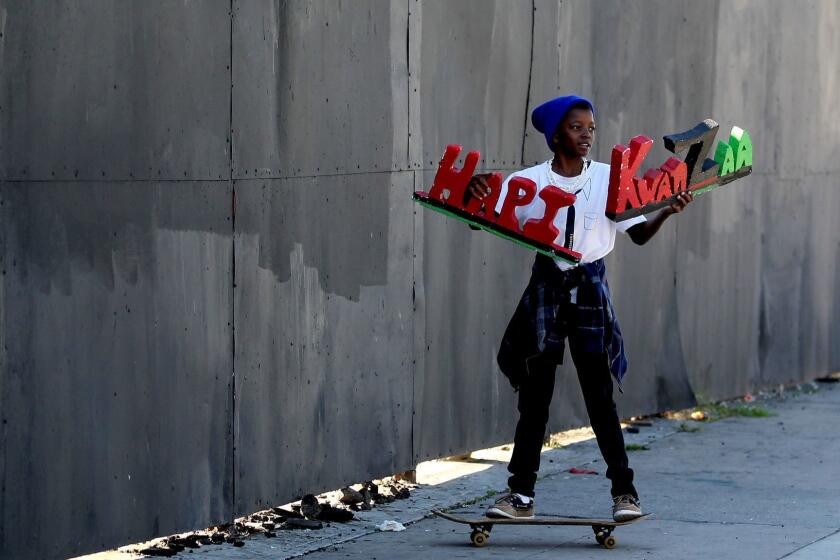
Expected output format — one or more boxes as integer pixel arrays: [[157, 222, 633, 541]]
[[592, 525, 617, 549]]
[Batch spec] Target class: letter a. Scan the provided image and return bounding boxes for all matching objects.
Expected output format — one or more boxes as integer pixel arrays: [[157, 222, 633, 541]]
[[729, 126, 753, 170], [714, 141, 736, 176], [661, 157, 688, 195]]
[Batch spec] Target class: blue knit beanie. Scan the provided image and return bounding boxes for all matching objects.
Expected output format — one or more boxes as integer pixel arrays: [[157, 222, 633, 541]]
[[531, 95, 595, 151]]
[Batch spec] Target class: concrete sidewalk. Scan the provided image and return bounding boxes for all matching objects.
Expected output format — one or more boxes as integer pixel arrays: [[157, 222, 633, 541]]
[[173, 380, 840, 560]]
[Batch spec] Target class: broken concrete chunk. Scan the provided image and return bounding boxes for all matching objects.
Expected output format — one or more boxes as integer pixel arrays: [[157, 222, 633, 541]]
[[340, 486, 364, 505], [318, 505, 354, 523], [137, 546, 177, 557], [282, 518, 324, 530], [300, 494, 323, 520]]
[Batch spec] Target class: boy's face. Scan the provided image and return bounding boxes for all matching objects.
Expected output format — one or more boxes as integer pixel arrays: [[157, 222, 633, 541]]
[[552, 108, 595, 158]]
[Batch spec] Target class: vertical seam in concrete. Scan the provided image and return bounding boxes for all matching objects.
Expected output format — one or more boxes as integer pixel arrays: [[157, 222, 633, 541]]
[[406, 0, 411, 168], [229, 0, 237, 516], [520, 0, 536, 166], [0, 181, 5, 552], [407, 0, 415, 465], [410, 171, 416, 466]]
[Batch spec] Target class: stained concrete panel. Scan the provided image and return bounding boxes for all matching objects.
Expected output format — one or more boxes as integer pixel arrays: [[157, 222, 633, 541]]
[[524, 0, 721, 169], [673, 178, 762, 401], [231, 0, 410, 179], [0, 1, 231, 182], [232, 172, 414, 513], [770, 0, 840, 179], [708, 1, 778, 176], [416, 0, 532, 171], [520, 0, 585, 166], [412, 167, 530, 460], [0, 180, 233, 559], [711, 0, 840, 390], [754, 175, 840, 387], [798, 179, 840, 378]]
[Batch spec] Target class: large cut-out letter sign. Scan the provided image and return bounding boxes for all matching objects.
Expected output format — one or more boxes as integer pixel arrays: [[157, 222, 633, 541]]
[[413, 121, 752, 261], [412, 145, 582, 264], [606, 119, 753, 220]]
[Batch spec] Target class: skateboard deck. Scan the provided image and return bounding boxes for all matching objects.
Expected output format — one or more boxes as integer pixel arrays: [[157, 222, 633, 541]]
[[432, 509, 653, 548]]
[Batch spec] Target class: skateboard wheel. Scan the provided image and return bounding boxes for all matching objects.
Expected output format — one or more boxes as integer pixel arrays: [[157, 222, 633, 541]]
[[603, 536, 617, 549], [470, 530, 488, 547]]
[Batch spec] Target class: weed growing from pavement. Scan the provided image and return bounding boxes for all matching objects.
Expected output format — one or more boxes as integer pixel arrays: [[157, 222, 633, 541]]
[[665, 401, 776, 422], [454, 489, 500, 508], [697, 403, 774, 421], [785, 383, 820, 397], [625, 444, 650, 451]]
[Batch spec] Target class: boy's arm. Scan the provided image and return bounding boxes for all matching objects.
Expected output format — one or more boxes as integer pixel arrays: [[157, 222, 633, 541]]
[[626, 191, 694, 246]]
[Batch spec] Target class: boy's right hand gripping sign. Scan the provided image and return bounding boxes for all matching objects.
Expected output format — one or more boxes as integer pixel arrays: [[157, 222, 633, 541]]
[[606, 119, 752, 220], [412, 119, 752, 261]]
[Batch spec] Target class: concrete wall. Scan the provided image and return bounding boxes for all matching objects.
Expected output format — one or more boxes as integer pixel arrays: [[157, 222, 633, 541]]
[[1, 1, 838, 557]]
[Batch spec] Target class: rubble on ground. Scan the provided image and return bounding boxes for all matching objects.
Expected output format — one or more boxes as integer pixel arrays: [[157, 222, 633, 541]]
[[129, 477, 416, 556]]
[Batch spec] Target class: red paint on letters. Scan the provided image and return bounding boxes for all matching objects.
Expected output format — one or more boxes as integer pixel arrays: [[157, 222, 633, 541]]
[[606, 135, 652, 216], [415, 144, 589, 262], [522, 186, 576, 246], [644, 169, 673, 203], [687, 174, 718, 192], [427, 144, 480, 208], [660, 157, 687, 197], [638, 169, 662, 205], [607, 120, 752, 220], [497, 177, 537, 231]]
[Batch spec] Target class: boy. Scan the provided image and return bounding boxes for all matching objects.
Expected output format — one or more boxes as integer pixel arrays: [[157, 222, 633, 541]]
[[466, 95, 692, 521]]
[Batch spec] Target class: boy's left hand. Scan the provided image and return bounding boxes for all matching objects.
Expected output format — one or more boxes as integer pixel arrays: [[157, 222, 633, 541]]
[[668, 191, 694, 214]]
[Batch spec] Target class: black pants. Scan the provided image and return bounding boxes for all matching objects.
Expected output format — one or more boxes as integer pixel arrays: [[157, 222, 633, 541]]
[[507, 344, 636, 499]]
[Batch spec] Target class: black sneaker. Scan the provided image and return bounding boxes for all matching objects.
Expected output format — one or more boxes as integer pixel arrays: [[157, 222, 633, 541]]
[[612, 494, 642, 521], [486, 493, 535, 519]]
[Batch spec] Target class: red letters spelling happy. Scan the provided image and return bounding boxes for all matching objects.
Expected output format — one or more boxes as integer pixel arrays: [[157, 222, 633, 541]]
[[418, 145, 581, 261]]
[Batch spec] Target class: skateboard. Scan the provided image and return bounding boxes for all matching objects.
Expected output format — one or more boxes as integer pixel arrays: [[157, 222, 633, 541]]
[[432, 509, 653, 549]]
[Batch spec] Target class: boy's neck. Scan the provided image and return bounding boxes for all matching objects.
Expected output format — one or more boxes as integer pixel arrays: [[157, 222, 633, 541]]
[[551, 151, 585, 177]]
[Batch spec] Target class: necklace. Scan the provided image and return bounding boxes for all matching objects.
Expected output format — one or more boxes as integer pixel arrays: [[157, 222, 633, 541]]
[[549, 158, 590, 194], [548, 158, 590, 251]]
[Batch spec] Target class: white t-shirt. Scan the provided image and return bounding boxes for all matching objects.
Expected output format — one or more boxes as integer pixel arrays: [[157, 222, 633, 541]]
[[495, 160, 645, 270]]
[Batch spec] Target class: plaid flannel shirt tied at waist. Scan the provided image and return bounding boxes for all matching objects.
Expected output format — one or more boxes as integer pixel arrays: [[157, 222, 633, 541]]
[[497, 255, 629, 390]]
